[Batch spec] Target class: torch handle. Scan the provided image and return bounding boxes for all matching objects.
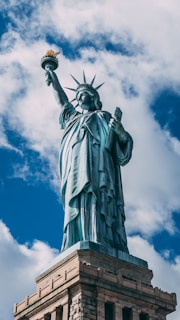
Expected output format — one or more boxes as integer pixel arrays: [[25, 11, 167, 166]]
[[106, 107, 122, 151]]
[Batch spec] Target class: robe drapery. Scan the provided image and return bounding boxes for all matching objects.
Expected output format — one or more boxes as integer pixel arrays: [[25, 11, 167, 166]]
[[59, 103, 133, 252]]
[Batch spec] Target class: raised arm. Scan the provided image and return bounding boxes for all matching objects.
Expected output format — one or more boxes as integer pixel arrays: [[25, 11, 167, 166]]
[[45, 67, 69, 108]]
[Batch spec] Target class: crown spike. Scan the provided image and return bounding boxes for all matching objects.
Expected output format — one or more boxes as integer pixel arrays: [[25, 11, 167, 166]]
[[70, 74, 80, 85], [70, 97, 77, 103], [83, 70, 87, 84], [65, 87, 77, 92], [95, 82, 105, 90], [90, 75, 96, 86]]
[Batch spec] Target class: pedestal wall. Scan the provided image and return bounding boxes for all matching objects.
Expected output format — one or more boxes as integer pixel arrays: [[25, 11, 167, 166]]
[[14, 242, 176, 320]]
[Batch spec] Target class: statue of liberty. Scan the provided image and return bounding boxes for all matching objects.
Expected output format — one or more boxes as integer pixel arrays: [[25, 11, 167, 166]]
[[42, 52, 133, 253]]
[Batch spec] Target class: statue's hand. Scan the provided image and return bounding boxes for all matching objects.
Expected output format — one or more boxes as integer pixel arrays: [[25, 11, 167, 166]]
[[45, 69, 53, 86], [109, 118, 128, 143]]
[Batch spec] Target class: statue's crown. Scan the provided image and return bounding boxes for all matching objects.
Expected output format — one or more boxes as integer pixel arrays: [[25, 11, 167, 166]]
[[66, 72, 104, 99], [76, 83, 97, 94]]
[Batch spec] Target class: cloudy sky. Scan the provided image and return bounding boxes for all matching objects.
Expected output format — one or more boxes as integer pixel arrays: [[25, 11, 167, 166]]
[[0, 0, 180, 319]]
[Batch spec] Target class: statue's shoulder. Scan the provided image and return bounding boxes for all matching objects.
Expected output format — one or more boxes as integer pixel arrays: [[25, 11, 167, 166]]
[[59, 102, 80, 128], [100, 110, 112, 121]]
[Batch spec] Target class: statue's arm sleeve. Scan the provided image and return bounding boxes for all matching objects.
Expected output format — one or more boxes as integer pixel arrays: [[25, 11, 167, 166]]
[[46, 69, 69, 107], [59, 102, 79, 129], [115, 132, 133, 166]]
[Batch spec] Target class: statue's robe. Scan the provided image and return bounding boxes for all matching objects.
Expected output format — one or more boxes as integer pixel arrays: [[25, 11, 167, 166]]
[[59, 103, 133, 252]]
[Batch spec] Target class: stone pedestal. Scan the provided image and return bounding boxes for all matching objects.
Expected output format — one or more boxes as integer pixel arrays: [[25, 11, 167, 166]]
[[14, 241, 176, 320]]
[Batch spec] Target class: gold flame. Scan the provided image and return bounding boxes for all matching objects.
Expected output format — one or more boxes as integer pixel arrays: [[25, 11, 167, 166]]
[[44, 50, 60, 57]]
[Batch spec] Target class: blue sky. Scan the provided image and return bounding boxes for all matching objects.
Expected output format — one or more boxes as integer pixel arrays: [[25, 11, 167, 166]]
[[0, 1, 180, 319]]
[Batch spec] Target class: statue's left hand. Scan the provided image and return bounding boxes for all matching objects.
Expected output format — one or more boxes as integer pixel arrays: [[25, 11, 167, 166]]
[[109, 118, 127, 143]]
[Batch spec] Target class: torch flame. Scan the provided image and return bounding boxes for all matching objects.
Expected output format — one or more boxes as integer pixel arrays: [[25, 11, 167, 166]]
[[44, 50, 60, 57]]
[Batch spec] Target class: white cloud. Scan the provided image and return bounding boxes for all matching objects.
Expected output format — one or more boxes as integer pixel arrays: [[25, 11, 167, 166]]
[[0, 220, 58, 320], [123, 108, 180, 236]]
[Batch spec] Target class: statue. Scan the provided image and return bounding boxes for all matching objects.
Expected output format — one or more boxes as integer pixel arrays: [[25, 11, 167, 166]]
[[41, 51, 133, 253]]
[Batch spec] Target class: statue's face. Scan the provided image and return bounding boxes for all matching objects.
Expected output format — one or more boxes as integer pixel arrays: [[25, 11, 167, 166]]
[[77, 89, 96, 111]]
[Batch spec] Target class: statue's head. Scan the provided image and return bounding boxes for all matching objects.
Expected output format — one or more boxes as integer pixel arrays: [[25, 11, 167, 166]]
[[66, 72, 103, 111]]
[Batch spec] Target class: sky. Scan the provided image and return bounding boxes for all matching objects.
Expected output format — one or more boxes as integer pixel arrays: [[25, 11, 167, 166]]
[[0, 0, 180, 319]]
